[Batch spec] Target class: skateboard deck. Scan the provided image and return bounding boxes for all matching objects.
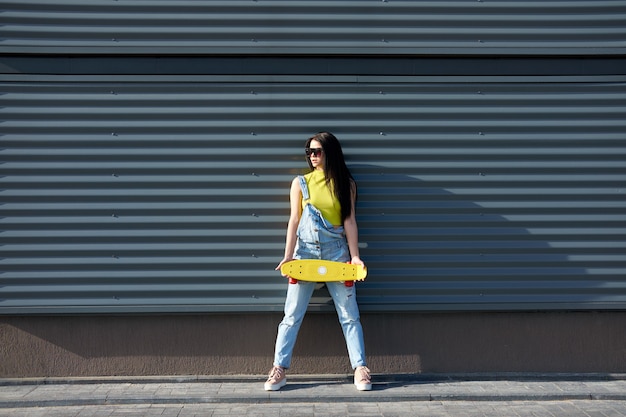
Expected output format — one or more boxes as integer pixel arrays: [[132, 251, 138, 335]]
[[280, 259, 367, 283]]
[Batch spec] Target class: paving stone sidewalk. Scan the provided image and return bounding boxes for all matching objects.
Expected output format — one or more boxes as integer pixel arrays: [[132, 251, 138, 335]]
[[1, 374, 626, 417]]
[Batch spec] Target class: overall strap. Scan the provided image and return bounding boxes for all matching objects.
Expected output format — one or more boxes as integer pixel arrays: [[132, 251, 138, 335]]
[[297, 175, 310, 201]]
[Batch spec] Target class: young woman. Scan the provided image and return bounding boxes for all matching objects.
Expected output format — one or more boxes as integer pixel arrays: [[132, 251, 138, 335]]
[[265, 132, 371, 392]]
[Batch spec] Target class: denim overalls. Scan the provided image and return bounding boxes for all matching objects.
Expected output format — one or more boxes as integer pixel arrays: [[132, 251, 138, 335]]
[[294, 175, 350, 263], [273, 175, 367, 370]]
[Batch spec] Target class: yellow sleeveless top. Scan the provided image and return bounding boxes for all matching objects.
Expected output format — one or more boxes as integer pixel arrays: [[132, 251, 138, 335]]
[[302, 170, 342, 226]]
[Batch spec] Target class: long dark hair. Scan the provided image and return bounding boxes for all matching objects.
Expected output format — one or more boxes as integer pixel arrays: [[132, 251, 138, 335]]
[[305, 132, 356, 223]]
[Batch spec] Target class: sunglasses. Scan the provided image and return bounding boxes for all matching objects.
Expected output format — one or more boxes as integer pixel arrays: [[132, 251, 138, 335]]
[[305, 148, 323, 157]]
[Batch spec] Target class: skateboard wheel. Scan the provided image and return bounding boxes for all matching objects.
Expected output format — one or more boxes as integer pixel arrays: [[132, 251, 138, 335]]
[[345, 261, 354, 286], [289, 277, 298, 284]]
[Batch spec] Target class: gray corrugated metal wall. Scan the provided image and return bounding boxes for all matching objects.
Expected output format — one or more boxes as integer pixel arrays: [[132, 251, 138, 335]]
[[1, 1, 625, 314], [1, 0, 624, 55]]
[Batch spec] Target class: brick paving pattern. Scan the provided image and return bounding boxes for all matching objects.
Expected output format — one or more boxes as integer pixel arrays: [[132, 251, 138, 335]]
[[1, 375, 625, 417]]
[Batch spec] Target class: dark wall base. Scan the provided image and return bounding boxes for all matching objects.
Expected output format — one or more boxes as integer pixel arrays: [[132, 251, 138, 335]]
[[1, 312, 624, 377]]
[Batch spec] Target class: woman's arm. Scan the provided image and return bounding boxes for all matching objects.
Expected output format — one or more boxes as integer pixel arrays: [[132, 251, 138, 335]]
[[275, 177, 302, 273], [344, 181, 364, 267]]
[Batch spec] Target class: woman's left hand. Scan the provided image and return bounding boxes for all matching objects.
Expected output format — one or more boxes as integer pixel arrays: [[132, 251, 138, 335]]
[[350, 256, 365, 267]]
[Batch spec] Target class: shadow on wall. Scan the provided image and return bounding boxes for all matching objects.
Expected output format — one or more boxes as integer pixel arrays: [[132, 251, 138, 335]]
[[308, 164, 600, 312]]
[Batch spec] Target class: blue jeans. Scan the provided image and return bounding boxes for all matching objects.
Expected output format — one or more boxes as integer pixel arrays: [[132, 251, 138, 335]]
[[273, 203, 367, 370]]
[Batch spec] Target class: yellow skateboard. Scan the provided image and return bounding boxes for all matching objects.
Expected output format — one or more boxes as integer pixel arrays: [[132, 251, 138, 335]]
[[280, 259, 367, 286]]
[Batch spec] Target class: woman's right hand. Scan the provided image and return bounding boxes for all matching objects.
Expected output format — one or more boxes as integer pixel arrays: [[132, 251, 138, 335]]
[[275, 257, 294, 276]]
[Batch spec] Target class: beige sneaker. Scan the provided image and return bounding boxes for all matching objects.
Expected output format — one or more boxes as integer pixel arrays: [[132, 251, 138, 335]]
[[354, 366, 372, 391], [264, 366, 286, 391]]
